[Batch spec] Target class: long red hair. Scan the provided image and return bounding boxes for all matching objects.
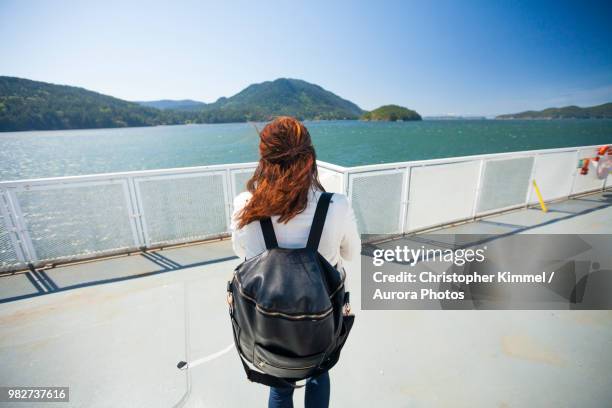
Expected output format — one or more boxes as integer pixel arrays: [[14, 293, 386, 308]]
[[237, 116, 325, 228]]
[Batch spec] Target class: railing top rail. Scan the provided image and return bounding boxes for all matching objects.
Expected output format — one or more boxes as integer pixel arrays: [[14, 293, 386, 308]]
[[0, 159, 348, 187], [0, 144, 608, 187], [342, 143, 608, 173], [0, 161, 260, 187], [315, 160, 349, 173]]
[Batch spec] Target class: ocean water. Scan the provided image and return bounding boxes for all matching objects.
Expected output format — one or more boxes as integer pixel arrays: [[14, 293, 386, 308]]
[[1, 120, 611, 181]]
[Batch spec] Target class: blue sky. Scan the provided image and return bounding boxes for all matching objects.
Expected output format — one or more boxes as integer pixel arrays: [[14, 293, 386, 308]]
[[0, 0, 611, 116]]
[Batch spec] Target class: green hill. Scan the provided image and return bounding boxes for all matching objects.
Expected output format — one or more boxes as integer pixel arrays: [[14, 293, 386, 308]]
[[197, 78, 363, 122], [0, 76, 192, 131], [0, 76, 364, 131], [361, 104, 422, 121], [496, 103, 612, 119]]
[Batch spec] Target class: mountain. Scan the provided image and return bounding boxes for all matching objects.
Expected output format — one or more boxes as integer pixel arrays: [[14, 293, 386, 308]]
[[136, 99, 207, 111], [0, 76, 364, 131], [197, 78, 364, 122], [0, 76, 191, 131], [496, 103, 612, 119], [361, 105, 422, 121]]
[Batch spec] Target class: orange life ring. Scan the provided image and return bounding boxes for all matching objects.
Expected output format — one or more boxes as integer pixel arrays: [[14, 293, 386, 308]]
[[579, 145, 611, 178]]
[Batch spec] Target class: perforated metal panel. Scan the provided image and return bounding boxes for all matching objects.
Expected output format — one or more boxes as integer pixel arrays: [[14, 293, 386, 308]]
[[407, 161, 481, 232], [136, 172, 228, 246], [571, 148, 606, 194], [231, 169, 255, 197], [477, 157, 534, 213], [0, 194, 21, 270], [528, 152, 576, 203], [349, 170, 405, 234], [16, 181, 136, 262]]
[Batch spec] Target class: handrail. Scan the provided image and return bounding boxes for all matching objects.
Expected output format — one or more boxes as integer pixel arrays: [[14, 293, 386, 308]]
[[342, 144, 605, 173], [0, 144, 602, 187], [0, 144, 609, 272], [0, 161, 260, 187]]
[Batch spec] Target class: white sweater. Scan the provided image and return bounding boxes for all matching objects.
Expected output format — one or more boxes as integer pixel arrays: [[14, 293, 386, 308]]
[[230, 188, 361, 270]]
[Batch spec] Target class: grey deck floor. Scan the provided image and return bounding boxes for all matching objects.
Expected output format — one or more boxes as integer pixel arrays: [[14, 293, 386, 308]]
[[1, 192, 611, 407]]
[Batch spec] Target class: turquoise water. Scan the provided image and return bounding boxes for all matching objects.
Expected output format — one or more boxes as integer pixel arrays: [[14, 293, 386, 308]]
[[1, 120, 611, 181]]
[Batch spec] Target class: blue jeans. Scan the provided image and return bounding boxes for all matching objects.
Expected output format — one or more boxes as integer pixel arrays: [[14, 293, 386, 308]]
[[268, 371, 330, 408]]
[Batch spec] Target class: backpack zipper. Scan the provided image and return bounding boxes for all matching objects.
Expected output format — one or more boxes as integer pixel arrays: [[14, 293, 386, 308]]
[[234, 277, 341, 320], [256, 358, 318, 370]]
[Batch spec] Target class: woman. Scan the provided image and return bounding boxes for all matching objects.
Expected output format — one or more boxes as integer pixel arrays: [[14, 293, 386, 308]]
[[230, 116, 360, 408]]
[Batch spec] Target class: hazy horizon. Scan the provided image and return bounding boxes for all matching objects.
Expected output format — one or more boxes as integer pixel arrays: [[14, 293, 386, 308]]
[[1, 0, 611, 116]]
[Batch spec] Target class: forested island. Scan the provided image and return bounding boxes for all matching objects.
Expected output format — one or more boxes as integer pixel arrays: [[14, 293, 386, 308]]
[[496, 103, 612, 119], [361, 105, 422, 121], [0, 77, 364, 131]]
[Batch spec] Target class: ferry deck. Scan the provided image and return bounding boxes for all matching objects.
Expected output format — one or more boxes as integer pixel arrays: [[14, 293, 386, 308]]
[[1, 145, 611, 407]]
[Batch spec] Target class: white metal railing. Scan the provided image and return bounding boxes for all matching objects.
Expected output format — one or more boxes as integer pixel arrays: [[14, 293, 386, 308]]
[[344, 144, 610, 234], [0, 162, 260, 272], [0, 144, 610, 272]]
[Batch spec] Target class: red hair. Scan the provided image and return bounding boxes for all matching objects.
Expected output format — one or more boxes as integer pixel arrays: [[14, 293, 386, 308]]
[[237, 116, 325, 228]]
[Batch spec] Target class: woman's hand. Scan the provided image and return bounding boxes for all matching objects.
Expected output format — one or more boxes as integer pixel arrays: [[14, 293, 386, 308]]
[[343, 303, 351, 316]]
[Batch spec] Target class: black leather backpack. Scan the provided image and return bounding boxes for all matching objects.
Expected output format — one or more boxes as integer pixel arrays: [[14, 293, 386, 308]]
[[227, 192, 354, 388]]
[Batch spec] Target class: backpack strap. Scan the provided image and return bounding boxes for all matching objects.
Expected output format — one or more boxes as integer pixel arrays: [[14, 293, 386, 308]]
[[260, 218, 278, 249], [306, 192, 333, 251]]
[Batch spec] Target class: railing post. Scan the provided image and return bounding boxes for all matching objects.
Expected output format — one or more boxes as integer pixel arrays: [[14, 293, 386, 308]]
[[524, 153, 539, 207], [0, 188, 28, 265], [399, 166, 410, 234], [223, 168, 233, 233], [125, 177, 147, 249], [471, 159, 486, 219], [5, 188, 38, 264], [130, 177, 151, 248], [569, 149, 579, 198], [342, 169, 350, 196]]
